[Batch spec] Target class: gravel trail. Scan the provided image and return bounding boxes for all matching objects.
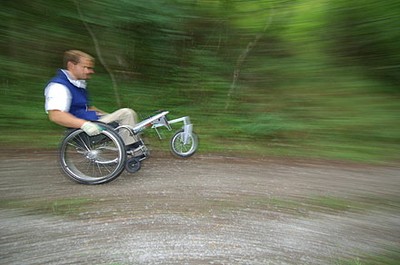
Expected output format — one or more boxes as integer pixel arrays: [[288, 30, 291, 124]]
[[1, 151, 399, 264]]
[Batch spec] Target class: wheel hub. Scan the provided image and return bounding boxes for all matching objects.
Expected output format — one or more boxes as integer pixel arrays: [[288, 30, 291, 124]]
[[86, 150, 100, 161]]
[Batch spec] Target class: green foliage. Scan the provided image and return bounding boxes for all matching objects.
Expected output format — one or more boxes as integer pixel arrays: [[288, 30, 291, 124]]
[[0, 198, 94, 217], [325, 0, 400, 88], [1, 0, 399, 163], [335, 248, 400, 265]]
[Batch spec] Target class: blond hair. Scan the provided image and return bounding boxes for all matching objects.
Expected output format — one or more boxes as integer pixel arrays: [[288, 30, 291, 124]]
[[63, 50, 95, 68]]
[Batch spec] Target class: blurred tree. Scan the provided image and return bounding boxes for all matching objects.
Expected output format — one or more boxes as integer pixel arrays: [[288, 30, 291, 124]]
[[1, 0, 90, 81], [326, 0, 400, 90], [225, 1, 275, 109], [75, 0, 122, 107]]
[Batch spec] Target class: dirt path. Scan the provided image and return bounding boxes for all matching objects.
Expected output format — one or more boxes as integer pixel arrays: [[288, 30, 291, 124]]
[[1, 151, 399, 264]]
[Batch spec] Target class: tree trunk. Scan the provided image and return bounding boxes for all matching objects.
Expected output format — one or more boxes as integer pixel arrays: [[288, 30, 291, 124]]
[[225, 7, 274, 110], [75, 1, 122, 107]]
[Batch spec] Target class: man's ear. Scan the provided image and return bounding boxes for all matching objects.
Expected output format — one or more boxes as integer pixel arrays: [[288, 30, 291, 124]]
[[66, 61, 75, 70]]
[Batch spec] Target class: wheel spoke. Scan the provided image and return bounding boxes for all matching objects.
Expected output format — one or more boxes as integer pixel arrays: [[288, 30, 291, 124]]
[[170, 130, 198, 158]]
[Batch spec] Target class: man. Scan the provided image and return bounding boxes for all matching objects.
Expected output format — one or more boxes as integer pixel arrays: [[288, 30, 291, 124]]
[[44, 50, 138, 149]]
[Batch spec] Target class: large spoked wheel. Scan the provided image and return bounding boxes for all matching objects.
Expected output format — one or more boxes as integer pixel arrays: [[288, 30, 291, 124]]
[[59, 125, 127, 185], [170, 129, 198, 158]]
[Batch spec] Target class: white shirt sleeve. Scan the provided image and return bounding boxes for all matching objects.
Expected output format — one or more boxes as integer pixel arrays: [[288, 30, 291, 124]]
[[44, 82, 72, 113]]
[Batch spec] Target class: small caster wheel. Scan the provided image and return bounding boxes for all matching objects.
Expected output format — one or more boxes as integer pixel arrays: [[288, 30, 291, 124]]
[[125, 157, 141, 173]]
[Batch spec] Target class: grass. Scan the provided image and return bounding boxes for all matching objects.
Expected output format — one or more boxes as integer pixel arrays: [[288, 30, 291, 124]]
[[188, 196, 364, 218], [335, 248, 400, 265], [0, 198, 95, 217], [1, 58, 400, 165], [248, 195, 364, 216]]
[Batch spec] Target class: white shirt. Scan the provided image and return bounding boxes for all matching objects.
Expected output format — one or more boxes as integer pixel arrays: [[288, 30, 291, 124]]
[[44, 70, 88, 113]]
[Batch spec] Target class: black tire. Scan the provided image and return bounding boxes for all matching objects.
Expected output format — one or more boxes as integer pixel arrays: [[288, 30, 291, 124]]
[[125, 157, 141, 173], [59, 123, 126, 184], [170, 129, 198, 158]]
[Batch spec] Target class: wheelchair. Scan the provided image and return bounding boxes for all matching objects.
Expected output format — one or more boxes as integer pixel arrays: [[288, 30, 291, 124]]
[[58, 111, 198, 184]]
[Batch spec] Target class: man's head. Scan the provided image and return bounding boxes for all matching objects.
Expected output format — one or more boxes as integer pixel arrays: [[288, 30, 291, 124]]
[[64, 50, 95, 80]]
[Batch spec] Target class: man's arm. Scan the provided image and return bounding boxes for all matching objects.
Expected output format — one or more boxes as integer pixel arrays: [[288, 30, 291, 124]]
[[48, 110, 104, 136], [88, 106, 108, 116], [48, 110, 86, 128]]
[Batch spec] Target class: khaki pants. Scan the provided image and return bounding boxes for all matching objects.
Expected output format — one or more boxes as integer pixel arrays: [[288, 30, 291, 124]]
[[99, 108, 138, 145]]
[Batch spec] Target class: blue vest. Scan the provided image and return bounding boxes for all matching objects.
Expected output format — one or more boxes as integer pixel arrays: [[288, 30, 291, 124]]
[[48, 69, 98, 121]]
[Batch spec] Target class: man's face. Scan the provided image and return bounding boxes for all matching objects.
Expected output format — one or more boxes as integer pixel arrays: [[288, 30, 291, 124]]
[[68, 57, 95, 80]]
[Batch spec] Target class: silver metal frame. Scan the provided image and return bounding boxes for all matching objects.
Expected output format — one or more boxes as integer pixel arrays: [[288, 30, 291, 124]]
[[115, 111, 193, 144]]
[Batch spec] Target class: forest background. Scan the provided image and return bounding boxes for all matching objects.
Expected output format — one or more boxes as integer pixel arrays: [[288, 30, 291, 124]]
[[1, 0, 399, 163]]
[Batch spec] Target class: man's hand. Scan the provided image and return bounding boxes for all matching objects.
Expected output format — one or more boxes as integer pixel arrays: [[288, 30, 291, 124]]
[[81, 121, 104, 136]]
